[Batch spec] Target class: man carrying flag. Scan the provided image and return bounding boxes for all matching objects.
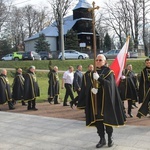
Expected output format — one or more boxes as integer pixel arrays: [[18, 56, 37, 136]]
[[81, 54, 126, 148]]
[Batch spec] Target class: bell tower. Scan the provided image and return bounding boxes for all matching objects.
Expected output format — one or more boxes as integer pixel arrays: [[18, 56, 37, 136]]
[[72, 0, 99, 50]]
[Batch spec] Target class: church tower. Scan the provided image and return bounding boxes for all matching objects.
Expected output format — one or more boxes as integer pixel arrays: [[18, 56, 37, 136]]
[[72, 0, 99, 50]]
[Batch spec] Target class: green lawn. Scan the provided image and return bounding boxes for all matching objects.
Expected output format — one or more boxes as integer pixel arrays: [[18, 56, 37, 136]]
[[0, 58, 147, 73]]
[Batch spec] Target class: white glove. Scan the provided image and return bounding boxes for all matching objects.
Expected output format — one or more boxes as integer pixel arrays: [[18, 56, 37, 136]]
[[121, 75, 126, 79], [91, 88, 98, 94], [93, 72, 99, 80]]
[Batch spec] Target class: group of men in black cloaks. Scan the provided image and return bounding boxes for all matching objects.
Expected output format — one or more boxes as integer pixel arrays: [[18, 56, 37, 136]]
[[0, 66, 39, 111]]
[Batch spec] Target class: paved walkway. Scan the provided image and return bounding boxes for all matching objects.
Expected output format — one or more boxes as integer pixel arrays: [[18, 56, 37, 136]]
[[0, 111, 150, 150]]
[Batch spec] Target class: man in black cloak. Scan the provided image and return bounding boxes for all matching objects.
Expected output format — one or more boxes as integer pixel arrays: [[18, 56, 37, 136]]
[[12, 68, 26, 106], [118, 64, 139, 117], [137, 58, 150, 118], [77, 64, 94, 109], [24, 66, 40, 110], [48, 66, 60, 104], [0, 69, 15, 110], [81, 54, 126, 148]]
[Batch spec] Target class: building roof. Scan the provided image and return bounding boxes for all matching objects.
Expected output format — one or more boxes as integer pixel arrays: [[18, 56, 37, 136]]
[[25, 0, 92, 42], [73, 0, 92, 10], [25, 16, 92, 42]]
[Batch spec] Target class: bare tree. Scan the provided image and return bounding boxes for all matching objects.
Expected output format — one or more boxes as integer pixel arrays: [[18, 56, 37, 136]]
[[100, 0, 142, 51], [139, 0, 150, 56], [96, 12, 109, 51], [49, 0, 72, 51], [33, 6, 53, 33], [0, 0, 12, 31]]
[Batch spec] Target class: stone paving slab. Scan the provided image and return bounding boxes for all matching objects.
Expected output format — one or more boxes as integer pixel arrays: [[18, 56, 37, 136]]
[[0, 111, 150, 150]]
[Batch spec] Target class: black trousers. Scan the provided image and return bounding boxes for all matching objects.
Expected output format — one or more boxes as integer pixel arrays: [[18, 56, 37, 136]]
[[8, 101, 14, 109], [64, 83, 74, 104], [95, 121, 113, 138], [128, 100, 132, 114], [54, 95, 59, 104], [28, 99, 36, 109]]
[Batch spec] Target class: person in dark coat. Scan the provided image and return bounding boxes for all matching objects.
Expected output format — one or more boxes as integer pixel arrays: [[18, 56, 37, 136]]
[[24, 66, 40, 111], [84, 54, 126, 148], [137, 58, 150, 118], [48, 66, 60, 104], [118, 64, 139, 117], [70, 65, 83, 108], [12, 68, 26, 106], [0, 69, 15, 110], [77, 64, 94, 109]]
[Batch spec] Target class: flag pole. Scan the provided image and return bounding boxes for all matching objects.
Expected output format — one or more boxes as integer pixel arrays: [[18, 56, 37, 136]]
[[88, 1, 99, 115]]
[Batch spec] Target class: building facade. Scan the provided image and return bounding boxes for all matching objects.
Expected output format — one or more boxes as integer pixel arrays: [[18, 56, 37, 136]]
[[24, 0, 99, 53]]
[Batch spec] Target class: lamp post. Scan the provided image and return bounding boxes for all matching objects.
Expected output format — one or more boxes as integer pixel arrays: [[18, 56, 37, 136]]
[[60, 0, 65, 60]]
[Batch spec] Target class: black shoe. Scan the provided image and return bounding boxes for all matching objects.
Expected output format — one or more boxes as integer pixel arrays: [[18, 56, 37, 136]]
[[54, 102, 60, 104], [136, 113, 141, 118], [70, 101, 74, 108], [96, 138, 106, 148], [22, 103, 27, 106], [32, 108, 38, 111], [27, 107, 32, 110], [108, 137, 114, 147], [9, 107, 15, 110], [63, 104, 69, 106], [128, 113, 133, 118], [48, 98, 53, 104]]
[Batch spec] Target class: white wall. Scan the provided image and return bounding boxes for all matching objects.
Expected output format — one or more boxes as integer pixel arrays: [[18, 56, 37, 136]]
[[24, 36, 57, 52]]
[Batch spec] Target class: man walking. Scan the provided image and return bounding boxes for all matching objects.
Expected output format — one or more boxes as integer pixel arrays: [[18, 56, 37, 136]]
[[0, 69, 15, 110], [24, 66, 40, 110], [70, 65, 83, 108], [12, 68, 26, 106], [62, 66, 74, 106], [48, 66, 60, 104], [137, 58, 150, 118], [84, 54, 126, 148]]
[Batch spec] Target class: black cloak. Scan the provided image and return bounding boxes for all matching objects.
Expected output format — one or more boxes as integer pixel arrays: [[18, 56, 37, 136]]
[[24, 71, 40, 101], [48, 70, 60, 98], [138, 67, 150, 103], [0, 74, 12, 104], [77, 70, 93, 109], [137, 67, 150, 117], [118, 69, 138, 102], [84, 66, 126, 127], [12, 73, 24, 101]]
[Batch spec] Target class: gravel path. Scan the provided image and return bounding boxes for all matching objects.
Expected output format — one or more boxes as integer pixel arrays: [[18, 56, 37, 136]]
[[1, 101, 149, 127]]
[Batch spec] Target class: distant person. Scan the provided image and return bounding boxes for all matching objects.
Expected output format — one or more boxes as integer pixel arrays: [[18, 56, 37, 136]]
[[77, 64, 94, 109], [24, 66, 40, 110], [48, 66, 60, 104], [12, 68, 26, 106], [0, 69, 15, 110], [62, 66, 74, 106], [70, 65, 83, 108], [137, 58, 150, 118], [118, 64, 138, 117]]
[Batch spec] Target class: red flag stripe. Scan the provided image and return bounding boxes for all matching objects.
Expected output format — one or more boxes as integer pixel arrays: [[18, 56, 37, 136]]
[[110, 37, 130, 85]]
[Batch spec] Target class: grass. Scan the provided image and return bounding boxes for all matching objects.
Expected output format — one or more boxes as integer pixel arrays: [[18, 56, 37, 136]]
[[0, 58, 147, 73], [1, 58, 147, 103]]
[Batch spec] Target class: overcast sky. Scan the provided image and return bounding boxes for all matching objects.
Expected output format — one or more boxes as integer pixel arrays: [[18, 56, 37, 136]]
[[13, 0, 105, 8]]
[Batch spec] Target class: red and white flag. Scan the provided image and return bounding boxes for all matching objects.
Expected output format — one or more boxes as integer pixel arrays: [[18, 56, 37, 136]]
[[109, 37, 130, 86]]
